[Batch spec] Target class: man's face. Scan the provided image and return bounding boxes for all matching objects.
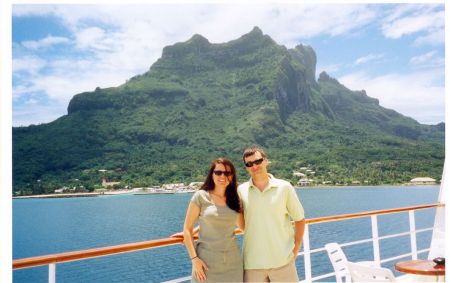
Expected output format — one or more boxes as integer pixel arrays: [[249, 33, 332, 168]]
[[244, 151, 268, 177]]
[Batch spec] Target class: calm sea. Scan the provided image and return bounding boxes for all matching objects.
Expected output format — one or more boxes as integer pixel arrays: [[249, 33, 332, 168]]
[[13, 186, 440, 282]]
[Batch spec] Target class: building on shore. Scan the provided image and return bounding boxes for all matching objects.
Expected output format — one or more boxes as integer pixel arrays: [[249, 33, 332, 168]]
[[298, 178, 313, 186], [188, 182, 203, 190], [293, 171, 306, 177], [102, 176, 121, 188], [409, 177, 436, 185], [54, 187, 68, 193]]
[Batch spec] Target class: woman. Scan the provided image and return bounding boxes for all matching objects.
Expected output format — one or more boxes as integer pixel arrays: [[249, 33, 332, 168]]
[[183, 158, 244, 282]]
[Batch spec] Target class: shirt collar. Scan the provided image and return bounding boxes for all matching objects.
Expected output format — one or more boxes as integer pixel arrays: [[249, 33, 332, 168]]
[[249, 173, 276, 191]]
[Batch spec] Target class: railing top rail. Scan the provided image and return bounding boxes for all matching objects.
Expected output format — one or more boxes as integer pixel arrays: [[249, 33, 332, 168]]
[[13, 202, 444, 270], [305, 203, 444, 225], [13, 237, 184, 270]]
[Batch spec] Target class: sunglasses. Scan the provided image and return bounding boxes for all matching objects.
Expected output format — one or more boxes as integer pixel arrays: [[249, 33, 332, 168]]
[[244, 158, 265, 168], [213, 170, 233, 177]]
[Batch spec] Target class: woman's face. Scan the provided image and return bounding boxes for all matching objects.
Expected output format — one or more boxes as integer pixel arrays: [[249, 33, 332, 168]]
[[212, 163, 233, 189]]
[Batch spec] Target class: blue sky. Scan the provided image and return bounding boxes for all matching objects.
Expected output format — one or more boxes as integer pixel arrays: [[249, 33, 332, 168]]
[[12, 4, 445, 126]]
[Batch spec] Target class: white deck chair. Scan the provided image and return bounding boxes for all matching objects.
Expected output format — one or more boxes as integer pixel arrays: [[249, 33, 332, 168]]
[[325, 243, 352, 283], [347, 261, 396, 282], [325, 243, 376, 283]]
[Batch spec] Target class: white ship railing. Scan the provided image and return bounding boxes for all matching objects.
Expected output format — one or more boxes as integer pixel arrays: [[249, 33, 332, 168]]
[[12, 203, 444, 283]]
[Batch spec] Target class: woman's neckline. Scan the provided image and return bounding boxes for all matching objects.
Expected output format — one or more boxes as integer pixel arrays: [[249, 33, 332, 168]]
[[207, 191, 227, 207]]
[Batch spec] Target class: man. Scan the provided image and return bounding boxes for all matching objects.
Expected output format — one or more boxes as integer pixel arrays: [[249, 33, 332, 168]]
[[238, 145, 305, 282]]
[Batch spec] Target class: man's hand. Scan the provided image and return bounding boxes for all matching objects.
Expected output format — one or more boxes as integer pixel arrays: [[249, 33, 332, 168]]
[[293, 219, 305, 259], [292, 245, 301, 258]]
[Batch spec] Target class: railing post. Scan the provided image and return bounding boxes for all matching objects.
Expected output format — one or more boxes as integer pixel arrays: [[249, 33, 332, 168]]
[[371, 215, 381, 266], [49, 263, 56, 283], [409, 210, 418, 260], [303, 224, 312, 282]]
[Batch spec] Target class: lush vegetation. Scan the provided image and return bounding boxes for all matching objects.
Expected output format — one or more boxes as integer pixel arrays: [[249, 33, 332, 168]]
[[13, 27, 444, 195]]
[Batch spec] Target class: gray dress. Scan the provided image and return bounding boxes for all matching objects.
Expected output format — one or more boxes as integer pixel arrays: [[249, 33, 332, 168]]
[[191, 190, 243, 283]]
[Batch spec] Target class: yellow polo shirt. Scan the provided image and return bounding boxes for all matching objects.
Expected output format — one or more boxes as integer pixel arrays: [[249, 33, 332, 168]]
[[238, 174, 305, 269]]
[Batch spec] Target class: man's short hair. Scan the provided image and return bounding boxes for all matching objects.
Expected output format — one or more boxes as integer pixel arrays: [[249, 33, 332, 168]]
[[242, 145, 267, 161]]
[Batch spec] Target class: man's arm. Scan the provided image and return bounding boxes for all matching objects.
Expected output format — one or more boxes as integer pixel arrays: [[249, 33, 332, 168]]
[[292, 219, 305, 257], [285, 184, 305, 258], [236, 211, 245, 232]]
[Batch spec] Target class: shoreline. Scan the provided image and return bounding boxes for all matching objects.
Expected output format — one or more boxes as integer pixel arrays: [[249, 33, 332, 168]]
[[13, 188, 142, 199], [296, 184, 439, 190], [12, 184, 440, 199], [13, 192, 102, 199]]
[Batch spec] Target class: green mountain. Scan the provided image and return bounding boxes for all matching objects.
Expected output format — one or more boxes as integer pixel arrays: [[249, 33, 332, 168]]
[[13, 27, 444, 194]]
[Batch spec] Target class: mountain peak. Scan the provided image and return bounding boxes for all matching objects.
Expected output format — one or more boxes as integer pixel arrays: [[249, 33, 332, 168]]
[[232, 26, 275, 46], [244, 26, 268, 41], [318, 71, 340, 84], [318, 71, 331, 81], [289, 44, 317, 83], [160, 33, 211, 60], [249, 26, 263, 36], [188, 34, 210, 44]]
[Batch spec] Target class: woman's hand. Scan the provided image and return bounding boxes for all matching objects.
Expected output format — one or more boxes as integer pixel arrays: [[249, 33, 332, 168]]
[[192, 257, 208, 281], [170, 231, 183, 238]]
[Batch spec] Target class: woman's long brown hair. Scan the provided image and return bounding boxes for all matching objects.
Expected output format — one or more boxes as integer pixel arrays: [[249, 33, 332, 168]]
[[200, 158, 240, 213]]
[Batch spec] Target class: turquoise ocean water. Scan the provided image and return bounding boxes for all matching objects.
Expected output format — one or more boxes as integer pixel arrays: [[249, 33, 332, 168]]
[[13, 186, 440, 282]]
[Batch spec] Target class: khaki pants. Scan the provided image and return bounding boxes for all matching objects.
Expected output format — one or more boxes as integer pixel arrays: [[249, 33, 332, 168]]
[[244, 259, 299, 282]]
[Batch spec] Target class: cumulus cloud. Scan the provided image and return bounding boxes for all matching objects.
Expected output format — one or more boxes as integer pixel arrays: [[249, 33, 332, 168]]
[[13, 102, 67, 127], [75, 27, 117, 51], [13, 56, 46, 74], [414, 28, 444, 46], [381, 5, 444, 44], [22, 35, 70, 49], [14, 65, 135, 105], [338, 70, 444, 124], [409, 51, 444, 69], [354, 53, 384, 65], [409, 51, 436, 65]]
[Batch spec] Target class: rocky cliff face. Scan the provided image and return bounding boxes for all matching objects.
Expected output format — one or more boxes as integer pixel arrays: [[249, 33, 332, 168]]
[[146, 26, 322, 122]]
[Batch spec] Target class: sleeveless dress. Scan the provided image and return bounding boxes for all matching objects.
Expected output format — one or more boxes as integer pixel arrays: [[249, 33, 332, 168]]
[[190, 190, 243, 283]]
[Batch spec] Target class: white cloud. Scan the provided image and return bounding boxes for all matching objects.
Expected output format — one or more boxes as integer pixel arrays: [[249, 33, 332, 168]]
[[381, 4, 423, 23], [24, 98, 39, 105], [409, 51, 444, 69], [14, 67, 134, 104], [12, 65, 134, 127], [12, 84, 34, 98], [251, 4, 377, 46], [13, 103, 67, 127], [12, 56, 46, 74], [338, 70, 444, 124], [12, 5, 57, 17], [381, 6, 444, 41], [22, 35, 70, 49], [75, 27, 117, 51], [409, 51, 436, 65], [354, 53, 384, 65], [414, 28, 444, 46]]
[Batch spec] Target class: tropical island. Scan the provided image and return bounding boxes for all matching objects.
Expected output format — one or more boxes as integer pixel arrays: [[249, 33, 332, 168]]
[[13, 27, 444, 196]]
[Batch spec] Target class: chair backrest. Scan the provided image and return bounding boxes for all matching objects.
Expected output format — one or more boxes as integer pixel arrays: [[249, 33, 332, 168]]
[[325, 243, 351, 283], [347, 262, 396, 282]]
